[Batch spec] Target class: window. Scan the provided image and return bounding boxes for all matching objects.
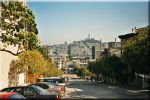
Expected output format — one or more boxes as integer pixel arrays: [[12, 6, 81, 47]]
[[24, 87, 35, 97], [32, 85, 50, 95], [9, 94, 26, 99]]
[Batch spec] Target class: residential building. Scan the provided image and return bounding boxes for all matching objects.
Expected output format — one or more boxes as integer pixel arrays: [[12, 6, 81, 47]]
[[95, 41, 121, 59], [109, 48, 121, 57], [118, 26, 149, 88], [0, 0, 27, 89], [118, 33, 136, 53]]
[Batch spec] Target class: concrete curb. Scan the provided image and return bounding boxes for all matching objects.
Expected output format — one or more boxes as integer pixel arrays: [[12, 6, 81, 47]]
[[114, 86, 149, 97]]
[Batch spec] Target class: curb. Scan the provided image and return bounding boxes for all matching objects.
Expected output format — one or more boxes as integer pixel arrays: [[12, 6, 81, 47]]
[[114, 86, 149, 97]]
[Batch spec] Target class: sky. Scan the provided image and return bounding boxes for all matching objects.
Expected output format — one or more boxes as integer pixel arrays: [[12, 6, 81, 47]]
[[27, 0, 149, 45]]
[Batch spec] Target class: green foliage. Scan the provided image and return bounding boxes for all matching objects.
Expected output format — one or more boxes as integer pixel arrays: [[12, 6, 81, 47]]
[[0, 1, 39, 51], [101, 56, 126, 80], [9, 50, 63, 78], [76, 67, 91, 77], [36, 45, 49, 59], [122, 29, 149, 74], [43, 61, 63, 77], [87, 55, 126, 84], [17, 50, 47, 74]]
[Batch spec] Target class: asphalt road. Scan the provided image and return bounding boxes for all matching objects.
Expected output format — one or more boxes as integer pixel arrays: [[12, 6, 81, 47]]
[[62, 79, 149, 99]]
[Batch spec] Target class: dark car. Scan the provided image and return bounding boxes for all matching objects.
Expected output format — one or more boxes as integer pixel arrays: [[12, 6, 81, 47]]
[[0, 85, 60, 100], [0, 92, 26, 100], [31, 82, 65, 97]]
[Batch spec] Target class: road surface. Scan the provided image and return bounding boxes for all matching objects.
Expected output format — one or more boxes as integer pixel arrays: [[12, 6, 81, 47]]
[[62, 79, 149, 99]]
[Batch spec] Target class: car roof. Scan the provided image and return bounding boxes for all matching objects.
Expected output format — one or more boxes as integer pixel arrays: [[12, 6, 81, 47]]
[[38, 77, 62, 79], [32, 82, 53, 84], [0, 92, 16, 97], [1, 85, 34, 90], [31, 82, 55, 86]]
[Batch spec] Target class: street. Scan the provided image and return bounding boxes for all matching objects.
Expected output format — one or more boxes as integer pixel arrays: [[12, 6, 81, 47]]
[[62, 79, 149, 99]]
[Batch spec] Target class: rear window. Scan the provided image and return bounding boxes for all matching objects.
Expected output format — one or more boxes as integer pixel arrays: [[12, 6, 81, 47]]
[[33, 83, 49, 89], [53, 79, 63, 83], [44, 79, 54, 83], [37, 78, 63, 83], [32, 85, 50, 95]]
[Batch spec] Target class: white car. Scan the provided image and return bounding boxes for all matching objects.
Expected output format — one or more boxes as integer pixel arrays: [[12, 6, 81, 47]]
[[37, 77, 66, 92]]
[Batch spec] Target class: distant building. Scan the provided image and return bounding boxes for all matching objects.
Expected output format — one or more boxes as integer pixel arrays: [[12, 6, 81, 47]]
[[108, 42, 121, 48], [109, 48, 121, 57], [72, 56, 89, 68], [92, 46, 95, 59], [47, 42, 68, 70], [95, 42, 121, 59]]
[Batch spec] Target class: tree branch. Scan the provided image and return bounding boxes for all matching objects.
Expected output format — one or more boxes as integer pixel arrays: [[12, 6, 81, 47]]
[[0, 49, 24, 56]]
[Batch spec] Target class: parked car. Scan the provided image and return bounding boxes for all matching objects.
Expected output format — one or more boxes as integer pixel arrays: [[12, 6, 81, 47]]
[[0, 85, 60, 100], [31, 82, 65, 97], [0, 92, 26, 99], [37, 77, 66, 92], [61, 77, 69, 83]]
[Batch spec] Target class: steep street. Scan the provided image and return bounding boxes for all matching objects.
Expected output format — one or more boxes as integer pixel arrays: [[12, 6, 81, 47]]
[[63, 79, 149, 99]]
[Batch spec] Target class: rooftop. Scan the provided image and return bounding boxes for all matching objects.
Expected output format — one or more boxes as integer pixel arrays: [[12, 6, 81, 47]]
[[118, 33, 137, 39]]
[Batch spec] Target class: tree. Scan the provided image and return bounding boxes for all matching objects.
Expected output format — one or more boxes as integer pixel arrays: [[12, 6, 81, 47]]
[[101, 55, 126, 84], [17, 50, 47, 74], [0, 1, 39, 55], [76, 67, 91, 77], [8, 50, 48, 83], [87, 55, 126, 84], [122, 28, 149, 74], [43, 61, 63, 77], [36, 45, 50, 59]]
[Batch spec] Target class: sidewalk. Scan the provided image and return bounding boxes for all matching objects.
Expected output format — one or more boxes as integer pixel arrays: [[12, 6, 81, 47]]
[[113, 85, 149, 97], [93, 80, 149, 98]]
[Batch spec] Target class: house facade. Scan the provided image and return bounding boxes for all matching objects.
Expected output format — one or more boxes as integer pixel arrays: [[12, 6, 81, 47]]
[[0, 0, 27, 89]]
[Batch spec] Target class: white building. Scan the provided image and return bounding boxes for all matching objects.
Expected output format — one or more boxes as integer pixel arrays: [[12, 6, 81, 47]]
[[0, 42, 18, 89], [0, 0, 27, 89]]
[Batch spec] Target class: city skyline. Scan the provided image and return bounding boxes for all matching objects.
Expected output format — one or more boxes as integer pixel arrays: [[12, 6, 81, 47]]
[[27, 1, 148, 45]]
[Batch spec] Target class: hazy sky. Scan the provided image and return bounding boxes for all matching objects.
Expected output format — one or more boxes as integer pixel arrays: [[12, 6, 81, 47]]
[[27, 0, 148, 45]]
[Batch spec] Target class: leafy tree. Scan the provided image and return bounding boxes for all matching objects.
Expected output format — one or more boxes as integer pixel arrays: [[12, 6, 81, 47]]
[[77, 67, 91, 77], [9, 50, 63, 83], [87, 55, 126, 84], [43, 61, 63, 77], [0, 1, 39, 55], [122, 28, 149, 74], [17, 50, 47, 74], [101, 55, 126, 84], [8, 50, 48, 83], [36, 45, 49, 59]]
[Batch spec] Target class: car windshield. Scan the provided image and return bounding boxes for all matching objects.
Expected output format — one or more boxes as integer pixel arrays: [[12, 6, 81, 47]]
[[9, 94, 26, 99], [44, 79, 53, 83], [1, 88, 16, 92], [32, 85, 50, 95]]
